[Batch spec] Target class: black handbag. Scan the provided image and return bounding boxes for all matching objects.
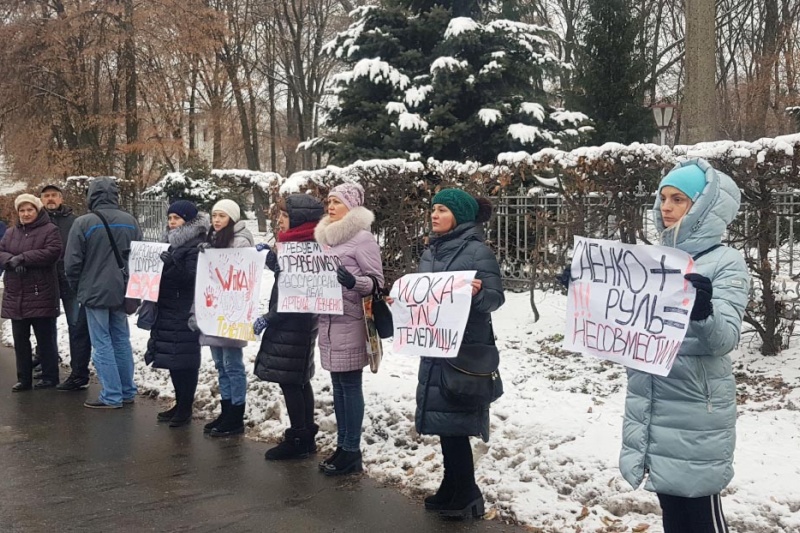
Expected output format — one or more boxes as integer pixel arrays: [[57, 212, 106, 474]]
[[366, 274, 393, 339], [439, 343, 504, 407], [94, 210, 140, 315]]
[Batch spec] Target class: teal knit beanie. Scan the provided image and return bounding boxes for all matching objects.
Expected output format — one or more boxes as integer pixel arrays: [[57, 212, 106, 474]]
[[659, 164, 707, 202], [432, 189, 479, 226]]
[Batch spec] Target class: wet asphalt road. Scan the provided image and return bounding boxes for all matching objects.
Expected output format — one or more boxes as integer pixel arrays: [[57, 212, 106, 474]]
[[0, 348, 526, 533]]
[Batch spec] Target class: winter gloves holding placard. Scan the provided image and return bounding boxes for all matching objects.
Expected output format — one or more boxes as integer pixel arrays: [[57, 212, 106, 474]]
[[256, 243, 279, 272], [160, 250, 174, 266], [685, 273, 713, 321], [559, 266, 712, 321], [336, 265, 356, 290], [558, 266, 571, 289], [253, 315, 269, 336]]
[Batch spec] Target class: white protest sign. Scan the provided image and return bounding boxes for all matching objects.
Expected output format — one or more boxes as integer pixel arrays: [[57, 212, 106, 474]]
[[563, 236, 697, 376], [389, 271, 476, 358], [276, 242, 344, 315], [126, 241, 170, 302], [195, 248, 267, 341]]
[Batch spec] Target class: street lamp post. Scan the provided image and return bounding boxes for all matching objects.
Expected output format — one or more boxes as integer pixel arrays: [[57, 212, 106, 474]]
[[652, 103, 676, 146]]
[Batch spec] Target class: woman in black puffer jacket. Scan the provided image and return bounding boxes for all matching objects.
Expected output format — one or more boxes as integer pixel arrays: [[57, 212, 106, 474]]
[[253, 194, 324, 460], [145, 201, 209, 427], [411, 189, 504, 519]]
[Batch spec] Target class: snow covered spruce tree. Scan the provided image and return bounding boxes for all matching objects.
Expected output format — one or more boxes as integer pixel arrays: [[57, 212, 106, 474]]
[[316, 1, 590, 164], [572, 0, 655, 144]]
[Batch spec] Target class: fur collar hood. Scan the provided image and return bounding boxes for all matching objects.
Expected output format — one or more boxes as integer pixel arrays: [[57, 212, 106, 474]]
[[314, 206, 374, 247], [162, 213, 210, 248]]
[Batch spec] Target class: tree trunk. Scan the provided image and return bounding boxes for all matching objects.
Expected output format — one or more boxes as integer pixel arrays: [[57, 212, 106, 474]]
[[122, 0, 139, 182], [682, 0, 717, 143]]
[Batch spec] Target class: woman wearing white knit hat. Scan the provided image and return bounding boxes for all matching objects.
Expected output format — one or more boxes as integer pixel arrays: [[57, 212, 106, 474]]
[[0, 194, 63, 391], [192, 198, 254, 437]]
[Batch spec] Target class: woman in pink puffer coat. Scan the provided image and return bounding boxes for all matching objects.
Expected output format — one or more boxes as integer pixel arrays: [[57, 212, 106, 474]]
[[314, 183, 383, 476]]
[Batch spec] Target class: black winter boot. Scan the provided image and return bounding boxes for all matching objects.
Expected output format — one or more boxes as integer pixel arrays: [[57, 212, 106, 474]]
[[318, 447, 342, 471], [437, 437, 484, 519], [304, 423, 319, 455], [265, 429, 311, 460], [323, 449, 362, 476], [438, 484, 484, 519], [210, 402, 245, 437], [157, 405, 178, 422], [169, 371, 196, 428], [424, 471, 455, 511], [204, 399, 230, 434]]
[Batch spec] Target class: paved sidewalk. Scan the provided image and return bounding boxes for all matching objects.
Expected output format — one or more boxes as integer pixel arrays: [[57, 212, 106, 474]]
[[0, 348, 524, 533]]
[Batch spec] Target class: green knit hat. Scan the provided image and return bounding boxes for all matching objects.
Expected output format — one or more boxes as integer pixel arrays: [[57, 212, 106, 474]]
[[432, 189, 479, 226]]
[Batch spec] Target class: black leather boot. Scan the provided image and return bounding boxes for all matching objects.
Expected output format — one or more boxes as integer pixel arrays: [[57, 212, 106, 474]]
[[210, 402, 245, 437], [204, 399, 230, 434], [318, 447, 342, 471], [323, 449, 362, 476]]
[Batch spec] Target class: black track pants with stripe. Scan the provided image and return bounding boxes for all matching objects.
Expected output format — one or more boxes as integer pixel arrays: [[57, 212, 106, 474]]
[[658, 493, 729, 533]]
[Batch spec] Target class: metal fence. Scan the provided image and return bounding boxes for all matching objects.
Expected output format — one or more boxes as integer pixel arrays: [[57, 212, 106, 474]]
[[126, 195, 168, 242]]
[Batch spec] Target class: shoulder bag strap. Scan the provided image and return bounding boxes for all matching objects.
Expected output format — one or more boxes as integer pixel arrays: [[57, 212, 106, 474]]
[[93, 210, 126, 273], [692, 243, 723, 261]]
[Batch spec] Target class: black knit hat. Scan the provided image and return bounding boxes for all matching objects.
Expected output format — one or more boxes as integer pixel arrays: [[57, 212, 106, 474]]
[[167, 200, 199, 222], [285, 194, 324, 229]]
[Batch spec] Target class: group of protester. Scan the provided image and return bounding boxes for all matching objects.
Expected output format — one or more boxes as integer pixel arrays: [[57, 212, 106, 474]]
[[0, 159, 749, 530]]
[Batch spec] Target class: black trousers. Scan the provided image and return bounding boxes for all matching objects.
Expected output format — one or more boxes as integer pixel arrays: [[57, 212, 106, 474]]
[[60, 292, 92, 379], [658, 493, 728, 533], [169, 368, 199, 416], [440, 436, 476, 489], [280, 382, 315, 429], [12, 317, 59, 384]]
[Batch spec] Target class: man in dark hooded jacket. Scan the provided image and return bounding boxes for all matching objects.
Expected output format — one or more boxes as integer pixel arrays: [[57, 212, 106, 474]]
[[39, 184, 93, 391], [65, 178, 142, 409]]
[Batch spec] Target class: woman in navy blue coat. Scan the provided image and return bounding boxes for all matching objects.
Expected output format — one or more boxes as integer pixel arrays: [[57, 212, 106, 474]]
[[145, 201, 209, 427]]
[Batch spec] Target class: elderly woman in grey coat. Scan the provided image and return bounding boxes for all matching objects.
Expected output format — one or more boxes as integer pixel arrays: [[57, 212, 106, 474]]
[[314, 183, 383, 476], [620, 160, 749, 533], [193, 199, 255, 438]]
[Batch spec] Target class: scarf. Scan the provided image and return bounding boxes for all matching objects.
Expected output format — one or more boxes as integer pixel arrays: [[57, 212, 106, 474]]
[[277, 221, 317, 243]]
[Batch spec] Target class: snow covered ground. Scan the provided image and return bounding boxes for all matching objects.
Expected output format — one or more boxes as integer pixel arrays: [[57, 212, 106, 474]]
[[4, 221, 799, 532]]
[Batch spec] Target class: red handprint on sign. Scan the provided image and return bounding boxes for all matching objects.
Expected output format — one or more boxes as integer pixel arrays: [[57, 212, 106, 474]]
[[204, 287, 218, 307]]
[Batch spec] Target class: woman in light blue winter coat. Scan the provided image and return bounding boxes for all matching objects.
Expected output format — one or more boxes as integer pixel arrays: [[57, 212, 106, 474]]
[[619, 159, 750, 533]]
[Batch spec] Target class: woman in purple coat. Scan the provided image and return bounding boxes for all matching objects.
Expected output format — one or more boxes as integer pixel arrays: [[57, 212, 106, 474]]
[[0, 194, 62, 391], [314, 183, 384, 476]]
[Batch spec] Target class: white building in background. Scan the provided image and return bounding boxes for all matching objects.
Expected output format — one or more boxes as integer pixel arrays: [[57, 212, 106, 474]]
[[0, 154, 26, 195]]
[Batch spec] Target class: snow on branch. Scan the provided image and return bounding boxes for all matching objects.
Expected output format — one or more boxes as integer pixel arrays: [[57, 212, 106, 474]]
[[478, 108, 502, 126], [430, 56, 469, 75], [333, 58, 411, 90], [397, 112, 429, 131], [444, 17, 481, 39]]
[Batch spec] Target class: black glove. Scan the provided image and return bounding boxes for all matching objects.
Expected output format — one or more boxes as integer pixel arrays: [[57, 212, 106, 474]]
[[7, 255, 23, 270], [265, 250, 279, 273], [160, 251, 174, 265], [14, 265, 26, 275], [336, 265, 356, 290], [685, 273, 713, 321], [198, 242, 211, 253], [558, 266, 571, 289]]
